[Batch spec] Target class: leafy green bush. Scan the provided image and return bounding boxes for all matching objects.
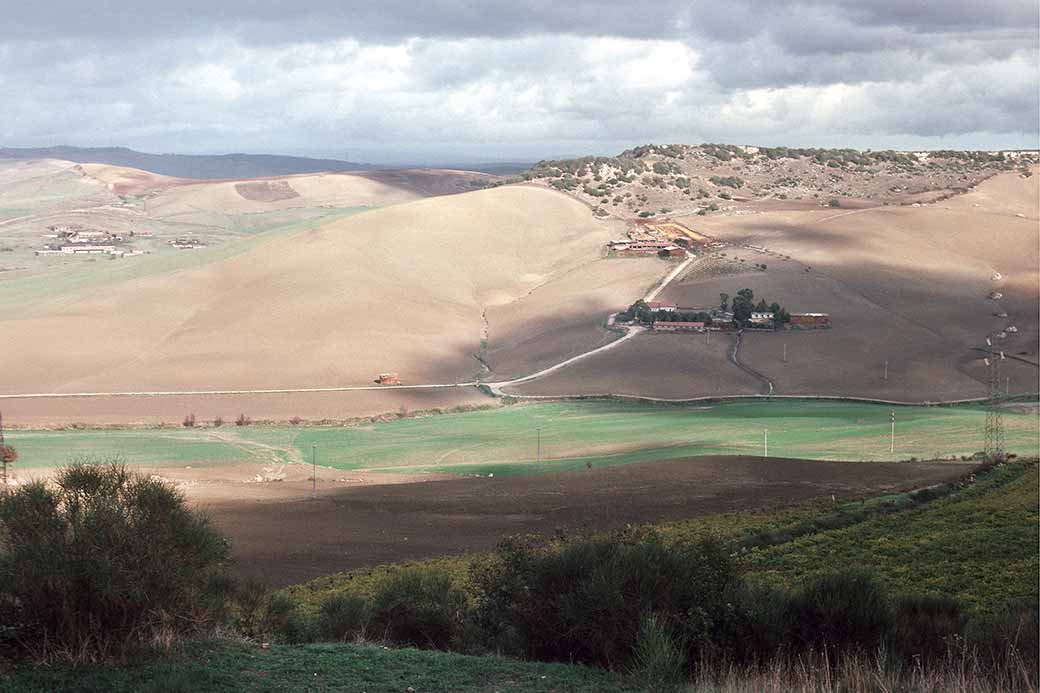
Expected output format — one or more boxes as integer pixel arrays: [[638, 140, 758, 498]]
[[317, 594, 371, 642], [628, 613, 687, 690], [473, 531, 738, 670], [785, 570, 892, 653], [709, 175, 744, 189], [891, 594, 964, 662], [0, 461, 230, 661], [965, 599, 1039, 670], [725, 584, 794, 663], [368, 566, 468, 649]]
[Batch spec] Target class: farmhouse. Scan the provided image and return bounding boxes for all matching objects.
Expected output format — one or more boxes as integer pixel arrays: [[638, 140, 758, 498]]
[[647, 302, 677, 312], [653, 321, 706, 332], [377, 372, 402, 385], [35, 244, 118, 255], [170, 237, 205, 249], [658, 245, 687, 259], [788, 313, 831, 329], [749, 311, 774, 325], [615, 240, 673, 256]]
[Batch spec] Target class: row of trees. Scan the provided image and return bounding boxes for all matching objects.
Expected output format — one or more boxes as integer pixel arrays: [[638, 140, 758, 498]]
[[619, 289, 790, 328], [720, 289, 791, 326], [617, 300, 713, 326]]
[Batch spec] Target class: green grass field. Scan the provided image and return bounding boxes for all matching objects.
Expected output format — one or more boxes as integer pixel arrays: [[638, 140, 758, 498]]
[[9, 400, 1039, 475], [1, 640, 629, 693]]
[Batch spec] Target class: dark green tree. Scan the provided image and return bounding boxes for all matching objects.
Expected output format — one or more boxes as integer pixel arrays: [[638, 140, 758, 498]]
[[719, 293, 729, 312]]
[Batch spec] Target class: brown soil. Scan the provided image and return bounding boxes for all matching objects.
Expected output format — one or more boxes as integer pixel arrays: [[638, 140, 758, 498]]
[[0, 387, 496, 428], [506, 330, 761, 399], [189, 455, 970, 586], [234, 180, 300, 202]]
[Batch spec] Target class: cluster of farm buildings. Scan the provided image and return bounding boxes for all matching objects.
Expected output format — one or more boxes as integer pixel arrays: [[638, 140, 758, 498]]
[[606, 221, 723, 260], [34, 224, 206, 257], [641, 302, 831, 332], [34, 225, 149, 257]]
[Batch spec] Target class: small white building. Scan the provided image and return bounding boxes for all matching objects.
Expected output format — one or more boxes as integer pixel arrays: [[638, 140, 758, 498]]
[[749, 311, 774, 324]]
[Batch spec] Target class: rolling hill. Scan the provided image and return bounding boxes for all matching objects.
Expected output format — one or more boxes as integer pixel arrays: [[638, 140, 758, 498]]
[[0, 184, 662, 395]]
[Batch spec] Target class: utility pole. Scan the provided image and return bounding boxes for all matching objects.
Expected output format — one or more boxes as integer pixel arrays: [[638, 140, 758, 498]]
[[764, 428, 768, 457], [890, 410, 895, 455], [311, 444, 317, 500], [537, 428, 541, 464], [884, 360, 889, 381], [782, 343, 787, 363], [1006, 376, 1010, 398], [0, 411, 6, 489]]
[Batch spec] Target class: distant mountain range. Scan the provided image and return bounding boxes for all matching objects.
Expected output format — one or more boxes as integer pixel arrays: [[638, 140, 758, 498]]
[[0, 146, 533, 179], [0, 146, 381, 179]]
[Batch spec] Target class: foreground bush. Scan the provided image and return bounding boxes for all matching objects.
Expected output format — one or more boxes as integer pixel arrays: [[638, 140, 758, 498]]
[[0, 461, 230, 661], [785, 569, 892, 653], [473, 531, 739, 669], [367, 566, 469, 649]]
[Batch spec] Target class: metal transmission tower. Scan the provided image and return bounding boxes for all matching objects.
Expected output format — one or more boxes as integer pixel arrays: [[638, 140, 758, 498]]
[[983, 353, 1006, 463]]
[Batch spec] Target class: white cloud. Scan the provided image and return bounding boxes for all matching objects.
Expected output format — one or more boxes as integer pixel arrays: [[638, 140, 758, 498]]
[[0, 18, 1035, 159]]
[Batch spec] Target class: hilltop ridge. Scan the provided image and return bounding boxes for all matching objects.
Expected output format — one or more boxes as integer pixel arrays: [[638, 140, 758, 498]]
[[496, 143, 1038, 219]]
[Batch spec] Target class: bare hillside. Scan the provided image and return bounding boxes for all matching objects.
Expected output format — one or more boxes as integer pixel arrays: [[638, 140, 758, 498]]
[[509, 167, 1040, 402], [0, 185, 663, 394]]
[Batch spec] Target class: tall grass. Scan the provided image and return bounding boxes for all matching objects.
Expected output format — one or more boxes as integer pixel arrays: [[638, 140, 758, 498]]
[[687, 647, 1036, 692]]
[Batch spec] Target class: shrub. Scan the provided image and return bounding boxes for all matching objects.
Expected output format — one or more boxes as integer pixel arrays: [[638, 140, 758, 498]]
[[473, 531, 739, 670], [368, 566, 468, 649], [965, 600, 1039, 670], [709, 175, 744, 189], [828, 198, 841, 208], [891, 593, 964, 662], [0, 444, 16, 484], [720, 584, 795, 664], [628, 613, 687, 690], [212, 416, 223, 427], [317, 594, 371, 642], [182, 413, 196, 427], [235, 413, 251, 426], [0, 461, 230, 661], [786, 570, 892, 653]]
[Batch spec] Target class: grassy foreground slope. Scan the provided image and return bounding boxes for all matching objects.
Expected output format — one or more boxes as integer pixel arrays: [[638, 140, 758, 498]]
[[9, 400, 1039, 473], [2, 640, 628, 693], [743, 463, 1039, 611]]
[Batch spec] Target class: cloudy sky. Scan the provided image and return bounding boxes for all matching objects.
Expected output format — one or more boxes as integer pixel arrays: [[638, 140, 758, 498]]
[[2, 1, 1037, 163]]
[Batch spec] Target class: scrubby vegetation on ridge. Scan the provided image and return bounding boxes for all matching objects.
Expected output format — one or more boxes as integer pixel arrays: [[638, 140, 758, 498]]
[[486, 142, 1037, 217]]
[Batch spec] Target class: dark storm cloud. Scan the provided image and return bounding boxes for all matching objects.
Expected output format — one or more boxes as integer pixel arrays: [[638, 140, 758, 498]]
[[0, 1, 1036, 157]]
